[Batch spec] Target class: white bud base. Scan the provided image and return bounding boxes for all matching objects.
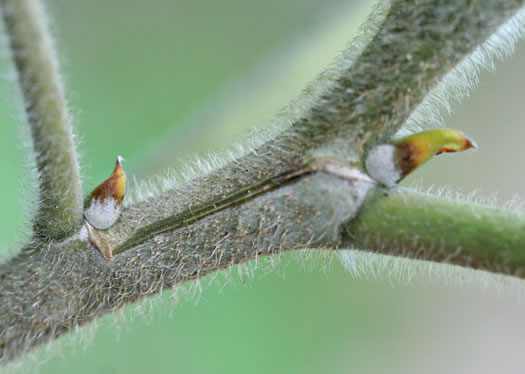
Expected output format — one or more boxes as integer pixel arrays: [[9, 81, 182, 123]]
[[84, 198, 121, 230]]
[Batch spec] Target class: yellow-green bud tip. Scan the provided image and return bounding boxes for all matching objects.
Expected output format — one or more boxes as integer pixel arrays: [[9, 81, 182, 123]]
[[366, 129, 476, 186]]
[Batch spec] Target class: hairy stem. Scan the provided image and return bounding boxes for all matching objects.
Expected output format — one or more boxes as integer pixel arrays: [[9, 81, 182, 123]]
[[114, 162, 372, 254], [0, 0, 83, 239], [344, 188, 525, 277], [0, 0, 524, 366], [0, 169, 375, 364]]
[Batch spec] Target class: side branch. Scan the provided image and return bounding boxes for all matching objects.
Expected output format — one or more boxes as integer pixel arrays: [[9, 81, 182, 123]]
[[344, 188, 525, 277], [0, 0, 83, 239]]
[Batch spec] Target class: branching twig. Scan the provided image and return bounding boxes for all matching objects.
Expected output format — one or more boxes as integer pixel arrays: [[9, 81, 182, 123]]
[[0, 0, 524, 366], [0, 0, 83, 239], [344, 188, 525, 277]]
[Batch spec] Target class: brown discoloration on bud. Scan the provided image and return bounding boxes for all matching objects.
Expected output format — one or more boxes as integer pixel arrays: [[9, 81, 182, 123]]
[[84, 156, 127, 230], [435, 137, 477, 155], [392, 129, 476, 182], [88, 156, 126, 204], [395, 141, 421, 179]]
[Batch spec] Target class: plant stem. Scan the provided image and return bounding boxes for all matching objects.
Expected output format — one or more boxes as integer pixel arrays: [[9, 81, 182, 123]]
[[344, 188, 525, 277], [0, 170, 374, 364], [0, 0, 83, 239], [0, 0, 524, 366], [114, 166, 313, 254], [114, 162, 371, 255]]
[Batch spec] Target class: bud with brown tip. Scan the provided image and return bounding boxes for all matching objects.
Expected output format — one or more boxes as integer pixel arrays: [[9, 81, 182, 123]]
[[366, 129, 476, 187], [84, 156, 126, 229]]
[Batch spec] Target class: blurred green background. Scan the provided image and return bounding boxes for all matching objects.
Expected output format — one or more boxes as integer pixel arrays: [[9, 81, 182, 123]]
[[1, 0, 525, 373]]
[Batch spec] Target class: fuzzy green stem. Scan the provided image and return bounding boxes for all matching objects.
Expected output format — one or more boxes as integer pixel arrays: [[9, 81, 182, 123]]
[[345, 188, 525, 277], [113, 162, 356, 255], [114, 166, 312, 254], [0, 0, 83, 239]]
